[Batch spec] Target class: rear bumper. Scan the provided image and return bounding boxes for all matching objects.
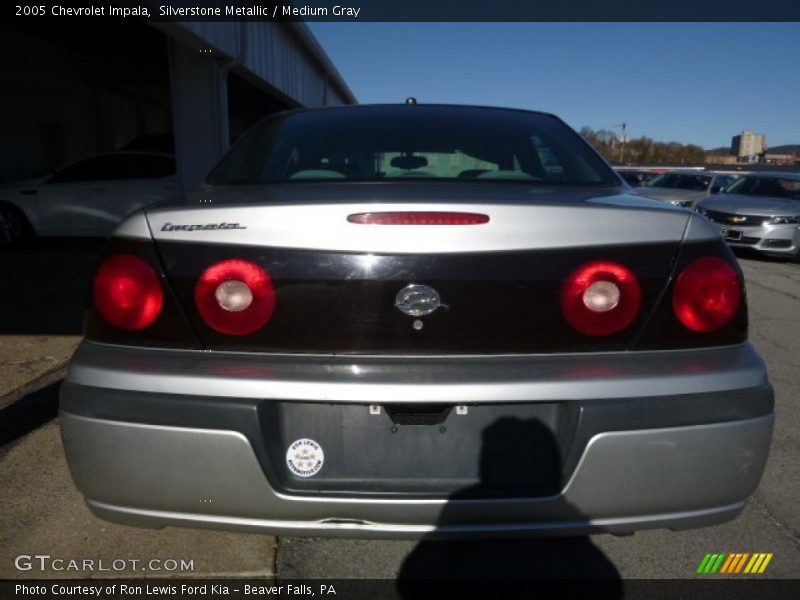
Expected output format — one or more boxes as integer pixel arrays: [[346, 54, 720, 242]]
[[60, 341, 774, 538]]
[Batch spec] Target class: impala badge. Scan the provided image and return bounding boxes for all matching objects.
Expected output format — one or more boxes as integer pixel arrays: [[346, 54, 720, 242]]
[[395, 284, 442, 317]]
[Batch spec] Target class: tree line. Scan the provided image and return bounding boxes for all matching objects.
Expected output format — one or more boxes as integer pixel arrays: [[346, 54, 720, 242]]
[[579, 127, 706, 165]]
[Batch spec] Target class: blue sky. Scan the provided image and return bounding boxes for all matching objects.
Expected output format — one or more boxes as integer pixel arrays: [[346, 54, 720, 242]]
[[308, 23, 800, 150]]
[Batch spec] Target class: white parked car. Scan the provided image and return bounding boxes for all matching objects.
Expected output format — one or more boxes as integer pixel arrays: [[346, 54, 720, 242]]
[[0, 151, 176, 242]]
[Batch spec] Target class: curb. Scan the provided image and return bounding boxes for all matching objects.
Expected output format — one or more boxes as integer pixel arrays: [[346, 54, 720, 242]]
[[0, 364, 67, 411]]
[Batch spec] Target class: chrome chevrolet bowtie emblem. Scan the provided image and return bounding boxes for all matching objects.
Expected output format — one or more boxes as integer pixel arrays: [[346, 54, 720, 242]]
[[731, 216, 746, 223], [395, 284, 442, 317]]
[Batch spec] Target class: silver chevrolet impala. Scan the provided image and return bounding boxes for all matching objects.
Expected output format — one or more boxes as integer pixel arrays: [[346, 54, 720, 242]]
[[60, 105, 773, 538], [696, 173, 800, 260]]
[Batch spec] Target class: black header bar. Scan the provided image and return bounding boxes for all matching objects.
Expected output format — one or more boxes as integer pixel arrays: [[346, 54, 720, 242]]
[[8, 0, 800, 22]]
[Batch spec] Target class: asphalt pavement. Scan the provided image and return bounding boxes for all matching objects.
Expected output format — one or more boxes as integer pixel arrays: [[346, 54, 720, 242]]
[[0, 241, 798, 580]]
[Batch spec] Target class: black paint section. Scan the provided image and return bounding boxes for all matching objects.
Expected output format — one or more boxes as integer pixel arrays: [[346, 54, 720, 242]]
[[154, 241, 681, 354], [85, 238, 747, 353], [634, 239, 748, 350], [83, 237, 202, 349]]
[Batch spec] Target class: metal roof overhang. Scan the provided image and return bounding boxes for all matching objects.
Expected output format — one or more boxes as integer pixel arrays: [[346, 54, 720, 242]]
[[150, 19, 356, 107]]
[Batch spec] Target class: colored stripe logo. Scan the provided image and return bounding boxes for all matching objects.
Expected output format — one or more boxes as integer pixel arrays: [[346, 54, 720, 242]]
[[696, 553, 773, 574]]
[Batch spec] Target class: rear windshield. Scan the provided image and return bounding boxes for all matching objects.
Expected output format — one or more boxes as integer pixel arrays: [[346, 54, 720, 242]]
[[725, 176, 800, 200], [646, 173, 711, 191], [207, 106, 618, 186]]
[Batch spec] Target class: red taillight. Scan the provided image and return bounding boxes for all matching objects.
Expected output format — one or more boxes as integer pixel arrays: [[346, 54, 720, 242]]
[[561, 261, 642, 336], [347, 212, 489, 225], [195, 259, 276, 335], [672, 256, 741, 332], [93, 254, 163, 331]]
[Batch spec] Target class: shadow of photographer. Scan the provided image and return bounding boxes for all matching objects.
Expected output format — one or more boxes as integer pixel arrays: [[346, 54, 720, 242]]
[[397, 416, 622, 587]]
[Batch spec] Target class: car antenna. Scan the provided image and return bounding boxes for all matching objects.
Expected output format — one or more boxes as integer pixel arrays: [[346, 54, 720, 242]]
[[405, 97, 417, 105]]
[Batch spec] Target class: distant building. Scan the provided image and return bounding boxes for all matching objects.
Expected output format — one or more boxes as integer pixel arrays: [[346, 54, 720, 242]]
[[731, 131, 766, 163]]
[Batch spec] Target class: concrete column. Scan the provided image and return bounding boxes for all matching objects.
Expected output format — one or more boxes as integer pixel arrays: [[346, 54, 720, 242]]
[[168, 39, 230, 193]]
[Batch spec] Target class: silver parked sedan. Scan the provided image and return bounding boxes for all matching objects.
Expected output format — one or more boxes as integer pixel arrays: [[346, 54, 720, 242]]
[[60, 105, 773, 538], [696, 173, 800, 260], [639, 170, 739, 208]]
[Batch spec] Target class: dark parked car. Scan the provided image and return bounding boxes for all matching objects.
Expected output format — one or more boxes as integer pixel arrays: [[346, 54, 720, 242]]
[[614, 168, 663, 187], [60, 105, 773, 538]]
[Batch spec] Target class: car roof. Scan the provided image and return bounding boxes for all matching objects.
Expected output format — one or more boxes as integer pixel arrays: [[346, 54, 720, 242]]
[[71, 151, 175, 161], [653, 170, 712, 176], [275, 103, 561, 121], [736, 171, 800, 180]]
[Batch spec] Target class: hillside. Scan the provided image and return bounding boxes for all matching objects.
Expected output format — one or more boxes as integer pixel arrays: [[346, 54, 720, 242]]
[[707, 144, 799, 154], [769, 144, 800, 155]]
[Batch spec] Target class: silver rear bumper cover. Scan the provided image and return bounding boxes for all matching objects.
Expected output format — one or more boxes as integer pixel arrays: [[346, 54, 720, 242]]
[[61, 411, 773, 538]]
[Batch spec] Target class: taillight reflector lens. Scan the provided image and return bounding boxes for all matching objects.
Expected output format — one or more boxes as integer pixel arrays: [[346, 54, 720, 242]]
[[672, 256, 741, 332], [348, 212, 489, 225], [93, 254, 163, 331], [195, 259, 276, 335], [561, 261, 642, 336]]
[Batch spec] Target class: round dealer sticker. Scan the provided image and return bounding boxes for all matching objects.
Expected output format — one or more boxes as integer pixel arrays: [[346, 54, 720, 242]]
[[286, 439, 325, 478]]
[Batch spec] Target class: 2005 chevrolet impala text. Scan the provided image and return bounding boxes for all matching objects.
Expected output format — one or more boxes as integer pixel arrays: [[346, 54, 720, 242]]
[[60, 104, 774, 538]]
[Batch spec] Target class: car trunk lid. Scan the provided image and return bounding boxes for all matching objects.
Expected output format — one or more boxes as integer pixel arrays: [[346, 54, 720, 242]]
[[146, 183, 689, 354]]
